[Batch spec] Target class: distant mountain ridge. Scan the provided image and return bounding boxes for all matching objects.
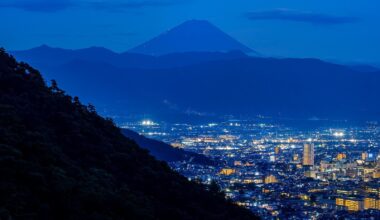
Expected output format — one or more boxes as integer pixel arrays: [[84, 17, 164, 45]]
[[13, 45, 248, 70], [12, 47, 380, 121], [347, 64, 380, 73], [129, 20, 257, 55]]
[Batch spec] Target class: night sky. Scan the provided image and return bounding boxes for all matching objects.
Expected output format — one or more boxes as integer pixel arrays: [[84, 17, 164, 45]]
[[1, 0, 379, 64]]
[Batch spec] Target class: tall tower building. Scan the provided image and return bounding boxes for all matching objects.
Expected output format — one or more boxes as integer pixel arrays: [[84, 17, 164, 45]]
[[303, 143, 314, 166]]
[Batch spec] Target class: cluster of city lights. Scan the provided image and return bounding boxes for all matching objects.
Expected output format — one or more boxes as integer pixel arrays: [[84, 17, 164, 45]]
[[141, 120, 157, 126], [333, 131, 345, 137], [128, 119, 380, 218]]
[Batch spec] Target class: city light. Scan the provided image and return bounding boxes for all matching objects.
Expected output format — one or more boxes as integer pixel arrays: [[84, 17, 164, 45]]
[[130, 119, 379, 219], [333, 131, 345, 137], [141, 120, 157, 126]]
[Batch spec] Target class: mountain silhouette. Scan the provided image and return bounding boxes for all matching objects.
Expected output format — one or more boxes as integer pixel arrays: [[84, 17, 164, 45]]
[[13, 45, 247, 70], [0, 49, 257, 219], [129, 20, 256, 55], [11, 45, 380, 121]]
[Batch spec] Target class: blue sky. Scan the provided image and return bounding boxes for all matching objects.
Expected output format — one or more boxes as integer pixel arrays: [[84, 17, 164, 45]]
[[1, 0, 379, 64]]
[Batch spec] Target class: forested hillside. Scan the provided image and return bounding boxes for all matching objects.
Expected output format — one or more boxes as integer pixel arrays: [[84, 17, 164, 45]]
[[0, 49, 257, 220]]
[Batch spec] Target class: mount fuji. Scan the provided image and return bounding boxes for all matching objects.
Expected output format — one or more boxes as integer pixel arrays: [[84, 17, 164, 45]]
[[129, 20, 257, 56]]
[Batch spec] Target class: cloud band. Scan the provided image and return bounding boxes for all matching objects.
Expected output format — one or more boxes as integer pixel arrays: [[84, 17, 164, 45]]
[[246, 9, 359, 25]]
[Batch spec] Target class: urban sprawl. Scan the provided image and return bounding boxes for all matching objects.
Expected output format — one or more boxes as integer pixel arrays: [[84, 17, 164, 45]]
[[122, 119, 380, 219]]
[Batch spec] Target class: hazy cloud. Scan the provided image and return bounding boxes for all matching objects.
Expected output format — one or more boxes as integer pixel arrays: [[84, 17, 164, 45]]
[[245, 9, 359, 25], [163, 99, 179, 111], [184, 108, 213, 117], [85, 0, 178, 11], [0, 0, 183, 12], [0, 0, 74, 12], [162, 100, 214, 116]]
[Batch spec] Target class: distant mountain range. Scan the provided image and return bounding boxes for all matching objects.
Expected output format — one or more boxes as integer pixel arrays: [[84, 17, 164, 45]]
[[129, 20, 257, 56], [13, 44, 248, 69], [11, 20, 380, 121]]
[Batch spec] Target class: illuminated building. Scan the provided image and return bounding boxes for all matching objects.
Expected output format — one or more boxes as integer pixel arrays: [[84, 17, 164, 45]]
[[293, 154, 299, 162], [336, 153, 346, 161], [305, 170, 316, 179], [319, 161, 333, 172], [244, 162, 254, 166], [299, 194, 310, 201], [234, 161, 242, 166], [337, 189, 354, 196], [243, 179, 254, 184], [303, 143, 314, 166], [262, 188, 272, 193], [364, 197, 378, 210], [336, 198, 345, 206], [364, 168, 375, 175], [336, 197, 364, 212], [264, 175, 278, 184], [219, 168, 236, 176], [365, 187, 379, 196], [373, 171, 380, 179], [345, 199, 363, 211]]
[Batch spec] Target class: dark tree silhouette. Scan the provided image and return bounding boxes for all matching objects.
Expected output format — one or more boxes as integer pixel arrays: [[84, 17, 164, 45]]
[[87, 103, 96, 114]]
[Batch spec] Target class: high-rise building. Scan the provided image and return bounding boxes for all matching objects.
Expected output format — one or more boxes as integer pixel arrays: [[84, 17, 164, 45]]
[[303, 143, 314, 166]]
